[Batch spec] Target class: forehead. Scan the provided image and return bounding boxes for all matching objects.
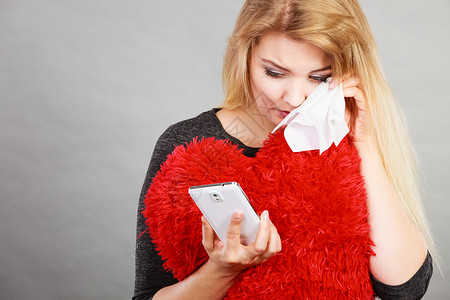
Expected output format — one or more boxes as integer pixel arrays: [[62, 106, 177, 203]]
[[252, 32, 330, 70]]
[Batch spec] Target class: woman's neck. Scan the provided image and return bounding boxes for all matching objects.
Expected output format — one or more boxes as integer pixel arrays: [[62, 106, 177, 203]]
[[216, 105, 275, 148]]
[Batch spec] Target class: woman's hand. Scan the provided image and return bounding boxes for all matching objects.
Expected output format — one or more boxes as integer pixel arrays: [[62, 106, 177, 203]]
[[202, 210, 282, 279], [329, 76, 369, 146]]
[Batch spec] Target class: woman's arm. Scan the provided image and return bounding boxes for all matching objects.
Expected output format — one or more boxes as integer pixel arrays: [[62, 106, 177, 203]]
[[152, 258, 237, 300], [332, 78, 428, 285], [153, 211, 281, 300], [356, 139, 427, 284], [133, 126, 180, 300], [371, 252, 433, 300]]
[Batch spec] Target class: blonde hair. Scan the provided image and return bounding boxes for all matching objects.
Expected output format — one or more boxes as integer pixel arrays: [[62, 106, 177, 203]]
[[222, 0, 438, 262]]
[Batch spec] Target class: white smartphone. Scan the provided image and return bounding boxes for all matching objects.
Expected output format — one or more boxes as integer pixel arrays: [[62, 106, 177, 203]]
[[189, 182, 260, 245]]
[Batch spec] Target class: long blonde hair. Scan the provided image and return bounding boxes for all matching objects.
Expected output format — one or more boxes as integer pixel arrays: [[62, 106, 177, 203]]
[[222, 0, 437, 261]]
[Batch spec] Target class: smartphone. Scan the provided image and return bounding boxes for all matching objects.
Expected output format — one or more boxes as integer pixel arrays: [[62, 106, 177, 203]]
[[189, 182, 260, 245]]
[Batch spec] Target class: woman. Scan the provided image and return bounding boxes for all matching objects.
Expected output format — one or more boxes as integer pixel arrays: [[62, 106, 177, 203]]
[[134, 0, 434, 299]]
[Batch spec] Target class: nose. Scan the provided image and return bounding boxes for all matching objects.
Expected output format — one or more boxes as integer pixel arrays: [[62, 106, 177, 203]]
[[284, 82, 311, 107]]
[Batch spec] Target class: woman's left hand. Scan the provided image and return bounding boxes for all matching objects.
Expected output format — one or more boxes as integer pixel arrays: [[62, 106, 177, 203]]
[[330, 76, 369, 145]]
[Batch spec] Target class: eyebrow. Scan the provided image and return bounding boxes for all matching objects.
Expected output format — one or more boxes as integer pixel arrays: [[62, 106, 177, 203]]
[[311, 65, 332, 73], [261, 59, 331, 73]]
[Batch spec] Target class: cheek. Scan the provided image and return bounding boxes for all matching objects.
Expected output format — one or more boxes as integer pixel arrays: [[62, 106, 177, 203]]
[[251, 74, 284, 107]]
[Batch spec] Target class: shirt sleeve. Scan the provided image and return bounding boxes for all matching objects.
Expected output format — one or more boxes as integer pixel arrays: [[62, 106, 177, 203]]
[[371, 252, 433, 300], [132, 125, 181, 300]]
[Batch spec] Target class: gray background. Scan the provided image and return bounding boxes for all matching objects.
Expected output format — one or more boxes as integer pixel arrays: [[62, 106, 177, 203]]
[[0, 0, 448, 299]]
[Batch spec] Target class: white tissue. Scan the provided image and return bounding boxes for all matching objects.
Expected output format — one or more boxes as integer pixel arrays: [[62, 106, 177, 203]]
[[272, 81, 349, 154]]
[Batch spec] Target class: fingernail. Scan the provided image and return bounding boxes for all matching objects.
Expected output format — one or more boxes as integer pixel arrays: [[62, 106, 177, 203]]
[[262, 210, 269, 221], [329, 80, 335, 89], [234, 211, 243, 221]]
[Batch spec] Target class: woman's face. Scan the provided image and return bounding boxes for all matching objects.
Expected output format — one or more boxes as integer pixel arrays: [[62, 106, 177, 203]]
[[249, 32, 332, 128]]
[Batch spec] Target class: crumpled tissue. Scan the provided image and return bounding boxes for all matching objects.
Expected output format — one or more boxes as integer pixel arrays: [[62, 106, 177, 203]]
[[272, 81, 349, 154]]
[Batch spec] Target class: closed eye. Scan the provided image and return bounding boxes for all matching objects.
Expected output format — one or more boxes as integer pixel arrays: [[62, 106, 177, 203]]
[[309, 76, 330, 83], [264, 68, 284, 79]]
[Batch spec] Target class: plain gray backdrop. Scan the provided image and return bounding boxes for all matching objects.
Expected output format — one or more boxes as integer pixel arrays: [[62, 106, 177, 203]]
[[0, 1, 448, 299]]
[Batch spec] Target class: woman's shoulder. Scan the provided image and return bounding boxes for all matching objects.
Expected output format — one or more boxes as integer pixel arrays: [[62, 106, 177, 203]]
[[167, 108, 221, 136], [160, 108, 225, 146], [143, 109, 225, 193], [155, 108, 259, 158]]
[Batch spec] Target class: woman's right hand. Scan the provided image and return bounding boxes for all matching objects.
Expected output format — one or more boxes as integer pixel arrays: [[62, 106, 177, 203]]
[[202, 210, 282, 279]]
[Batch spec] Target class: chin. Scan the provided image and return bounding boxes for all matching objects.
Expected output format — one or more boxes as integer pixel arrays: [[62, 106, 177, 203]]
[[254, 105, 284, 130], [268, 112, 284, 128]]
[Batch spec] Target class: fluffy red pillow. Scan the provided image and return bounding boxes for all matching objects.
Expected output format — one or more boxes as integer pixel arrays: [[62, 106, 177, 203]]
[[144, 129, 375, 299]]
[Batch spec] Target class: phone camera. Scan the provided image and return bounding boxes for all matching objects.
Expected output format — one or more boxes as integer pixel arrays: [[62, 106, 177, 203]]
[[210, 192, 223, 202]]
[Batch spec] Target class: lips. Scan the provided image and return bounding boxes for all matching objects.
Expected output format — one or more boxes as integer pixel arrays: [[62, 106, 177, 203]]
[[277, 109, 290, 119]]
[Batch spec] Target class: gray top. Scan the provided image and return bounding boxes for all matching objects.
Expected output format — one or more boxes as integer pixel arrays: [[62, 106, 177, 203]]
[[133, 108, 432, 300]]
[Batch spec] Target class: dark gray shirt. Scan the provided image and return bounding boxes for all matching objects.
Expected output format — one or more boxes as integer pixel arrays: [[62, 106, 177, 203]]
[[133, 109, 432, 300]]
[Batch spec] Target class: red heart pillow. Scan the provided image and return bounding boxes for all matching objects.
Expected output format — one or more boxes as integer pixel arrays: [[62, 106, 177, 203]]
[[144, 129, 375, 299]]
